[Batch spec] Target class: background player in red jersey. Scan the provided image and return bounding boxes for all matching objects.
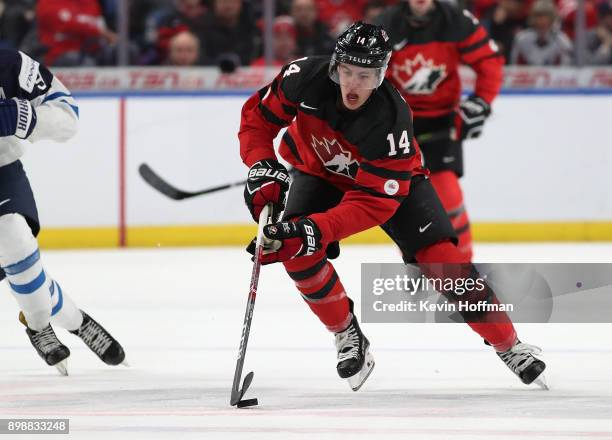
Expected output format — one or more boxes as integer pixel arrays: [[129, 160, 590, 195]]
[[374, 0, 504, 261], [239, 22, 545, 391]]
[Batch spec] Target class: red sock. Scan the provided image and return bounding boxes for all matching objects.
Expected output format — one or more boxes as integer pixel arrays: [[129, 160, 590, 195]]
[[416, 240, 517, 352], [429, 170, 473, 262], [283, 250, 351, 333]]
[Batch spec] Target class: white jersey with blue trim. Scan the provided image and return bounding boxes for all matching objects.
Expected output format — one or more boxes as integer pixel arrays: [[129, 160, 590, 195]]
[[0, 49, 79, 167]]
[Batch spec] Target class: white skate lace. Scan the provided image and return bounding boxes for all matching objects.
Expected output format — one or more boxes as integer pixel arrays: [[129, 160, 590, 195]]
[[32, 327, 61, 354], [335, 325, 360, 363], [499, 342, 542, 373], [79, 319, 113, 356]]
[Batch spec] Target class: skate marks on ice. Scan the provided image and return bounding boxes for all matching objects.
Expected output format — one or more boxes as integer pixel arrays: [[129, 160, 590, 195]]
[[1, 381, 611, 439], [0, 346, 611, 439]]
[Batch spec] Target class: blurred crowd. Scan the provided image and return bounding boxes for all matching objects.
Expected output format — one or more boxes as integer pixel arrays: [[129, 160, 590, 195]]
[[0, 0, 610, 67]]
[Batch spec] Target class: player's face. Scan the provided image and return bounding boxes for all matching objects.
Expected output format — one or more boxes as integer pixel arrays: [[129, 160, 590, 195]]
[[337, 63, 376, 110]]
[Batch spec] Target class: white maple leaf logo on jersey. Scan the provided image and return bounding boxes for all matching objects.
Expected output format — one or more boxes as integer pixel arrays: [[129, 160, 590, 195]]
[[310, 135, 359, 179], [391, 53, 447, 95]]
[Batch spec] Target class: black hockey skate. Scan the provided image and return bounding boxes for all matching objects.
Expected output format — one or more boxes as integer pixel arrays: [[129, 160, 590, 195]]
[[495, 340, 548, 389], [19, 313, 70, 376], [334, 315, 375, 391], [70, 311, 127, 366]]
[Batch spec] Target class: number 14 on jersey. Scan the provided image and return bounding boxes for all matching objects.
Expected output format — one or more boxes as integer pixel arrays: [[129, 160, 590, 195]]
[[387, 130, 410, 156]]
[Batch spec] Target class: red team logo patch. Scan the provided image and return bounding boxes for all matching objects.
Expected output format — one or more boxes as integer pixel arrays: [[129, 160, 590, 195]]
[[310, 135, 359, 179], [390, 53, 447, 95]]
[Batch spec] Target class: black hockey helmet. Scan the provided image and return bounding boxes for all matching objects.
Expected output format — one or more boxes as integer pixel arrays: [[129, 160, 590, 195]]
[[329, 21, 392, 89]]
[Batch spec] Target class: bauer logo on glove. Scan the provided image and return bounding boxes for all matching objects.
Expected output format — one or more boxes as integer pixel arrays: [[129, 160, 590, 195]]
[[246, 217, 324, 264], [244, 159, 291, 222]]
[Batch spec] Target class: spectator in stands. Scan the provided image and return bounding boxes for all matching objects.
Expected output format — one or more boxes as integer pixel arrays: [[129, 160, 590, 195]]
[[166, 29, 202, 65], [0, 0, 36, 49], [200, 0, 258, 68], [290, 0, 335, 57], [482, 0, 529, 62], [37, 0, 118, 66], [585, 1, 612, 65], [558, 0, 598, 41], [510, 0, 573, 65], [147, 0, 208, 65], [363, 0, 387, 24], [251, 15, 297, 66]]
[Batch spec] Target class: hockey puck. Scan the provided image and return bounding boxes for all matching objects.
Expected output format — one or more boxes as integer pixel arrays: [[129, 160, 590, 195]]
[[237, 398, 258, 408]]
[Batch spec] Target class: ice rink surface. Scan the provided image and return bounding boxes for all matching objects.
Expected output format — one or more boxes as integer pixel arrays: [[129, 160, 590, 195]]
[[1, 243, 611, 439]]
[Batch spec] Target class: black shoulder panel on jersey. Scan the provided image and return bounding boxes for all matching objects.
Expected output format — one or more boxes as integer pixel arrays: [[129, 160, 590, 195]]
[[344, 80, 414, 162], [437, 2, 481, 41], [0, 49, 24, 98], [277, 56, 330, 104], [371, 4, 410, 46], [0, 48, 22, 69], [372, 1, 481, 45], [0, 49, 54, 100]]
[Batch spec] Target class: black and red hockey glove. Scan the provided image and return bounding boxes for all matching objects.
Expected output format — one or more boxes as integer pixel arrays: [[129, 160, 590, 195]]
[[454, 95, 491, 141], [247, 218, 324, 265], [244, 159, 291, 222]]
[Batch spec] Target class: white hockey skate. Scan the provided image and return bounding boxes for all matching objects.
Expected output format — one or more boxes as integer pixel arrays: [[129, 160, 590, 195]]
[[334, 315, 375, 391], [496, 340, 548, 390]]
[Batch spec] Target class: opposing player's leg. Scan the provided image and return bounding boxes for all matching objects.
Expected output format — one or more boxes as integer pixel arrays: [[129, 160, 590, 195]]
[[428, 170, 473, 261], [383, 175, 546, 387], [281, 171, 374, 390], [0, 161, 125, 371], [0, 212, 70, 374]]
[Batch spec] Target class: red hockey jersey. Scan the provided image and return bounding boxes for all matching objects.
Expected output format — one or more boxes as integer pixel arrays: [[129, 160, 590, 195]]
[[239, 57, 426, 243], [375, 1, 504, 117]]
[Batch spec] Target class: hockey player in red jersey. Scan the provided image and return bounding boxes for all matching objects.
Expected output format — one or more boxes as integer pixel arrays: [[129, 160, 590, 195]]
[[239, 22, 545, 391], [374, 0, 504, 261]]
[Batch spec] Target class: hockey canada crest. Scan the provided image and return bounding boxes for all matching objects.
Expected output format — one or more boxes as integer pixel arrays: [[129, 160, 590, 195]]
[[390, 53, 447, 95], [310, 135, 359, 179]]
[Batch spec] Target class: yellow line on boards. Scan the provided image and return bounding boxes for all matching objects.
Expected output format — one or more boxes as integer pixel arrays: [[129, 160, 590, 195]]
[[36, 222, 612, 249]]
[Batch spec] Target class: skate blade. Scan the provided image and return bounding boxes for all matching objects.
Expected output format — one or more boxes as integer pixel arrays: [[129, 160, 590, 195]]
[[347, 350, 375, 392], [54, 360, 68, 376], [533, 374, 549, 390]]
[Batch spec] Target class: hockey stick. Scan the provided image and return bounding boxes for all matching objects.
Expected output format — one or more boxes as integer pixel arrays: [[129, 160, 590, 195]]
[[230, 203, 272, 408], [138, 163, 246, 200], [139, 130, 453, 201]]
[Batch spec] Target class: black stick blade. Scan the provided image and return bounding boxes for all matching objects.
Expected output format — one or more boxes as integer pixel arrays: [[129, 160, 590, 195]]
[[230, 371, 255, 406], [237, 398, 258, 408], [139, 163, 245, 200], [138, 163, 190, 200]]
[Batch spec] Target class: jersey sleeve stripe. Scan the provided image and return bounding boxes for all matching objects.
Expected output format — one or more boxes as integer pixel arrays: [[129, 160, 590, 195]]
[[458, 36, 492, 54], [282, 103, 297, 117], [287, 258, 328, 281], [359, 163, 412, 180], [41, 91, 72, 103], [258, 103, 292, 127], [457, 26, 488, 48], [257, 85, 268, 99], [61, 100, 80, 118], [281, 131, 304, 164]]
